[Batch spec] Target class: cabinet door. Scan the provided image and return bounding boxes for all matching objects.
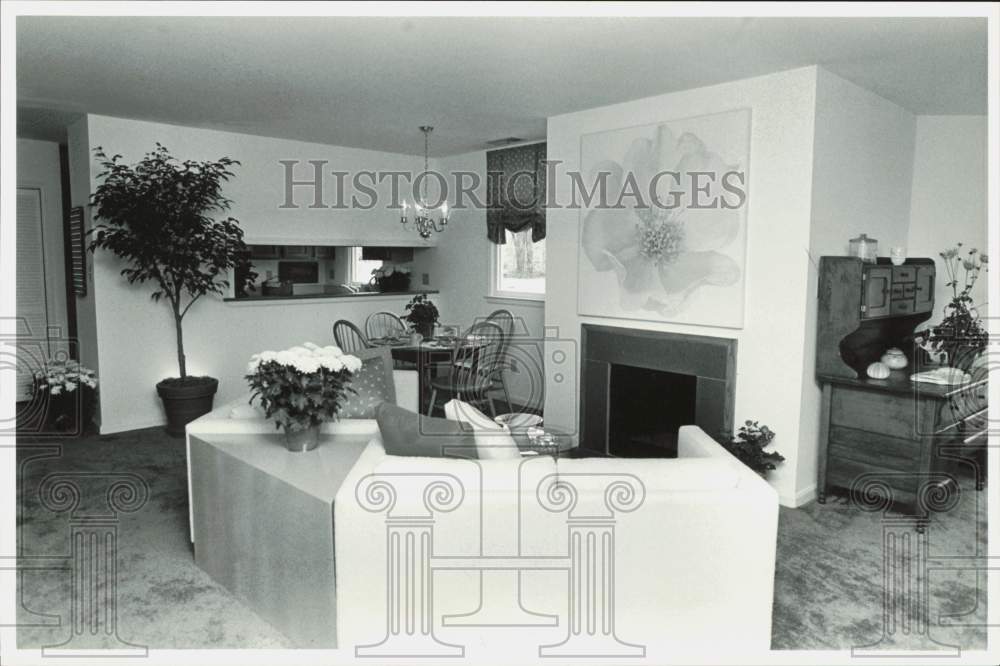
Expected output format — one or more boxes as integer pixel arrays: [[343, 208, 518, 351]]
[[862, 266, 892, 319], [250, 245, 281, 260], [914, 265, 935, 313], [281, 246, 315, 260]]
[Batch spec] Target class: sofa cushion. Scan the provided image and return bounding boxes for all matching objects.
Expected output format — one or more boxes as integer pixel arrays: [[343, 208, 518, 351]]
[[339, 347, 397, 418], [556, 457, 741, 492], [375, 402, 478, 459], [443, 400, 521, 460]]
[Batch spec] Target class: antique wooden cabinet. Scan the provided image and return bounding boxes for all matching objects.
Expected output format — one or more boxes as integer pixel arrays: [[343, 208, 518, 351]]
[[815, 257, 987, 528]]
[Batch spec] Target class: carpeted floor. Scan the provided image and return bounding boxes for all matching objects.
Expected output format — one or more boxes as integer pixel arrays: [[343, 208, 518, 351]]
[[15, 427, 987, 651]]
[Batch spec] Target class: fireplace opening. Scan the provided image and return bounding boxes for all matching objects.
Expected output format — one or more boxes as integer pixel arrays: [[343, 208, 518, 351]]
[[608, 364, 697, 458], [580, 325, 735, 457]]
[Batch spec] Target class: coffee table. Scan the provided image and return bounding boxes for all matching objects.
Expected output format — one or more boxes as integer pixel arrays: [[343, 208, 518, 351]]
[[509, 426, 577, 458]]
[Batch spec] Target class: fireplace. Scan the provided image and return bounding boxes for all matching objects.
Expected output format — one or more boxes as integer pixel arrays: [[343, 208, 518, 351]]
[[580, 325, 736, 457]]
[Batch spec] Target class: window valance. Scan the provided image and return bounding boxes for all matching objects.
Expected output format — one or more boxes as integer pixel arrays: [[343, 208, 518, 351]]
[[486, 142, 546, 244]]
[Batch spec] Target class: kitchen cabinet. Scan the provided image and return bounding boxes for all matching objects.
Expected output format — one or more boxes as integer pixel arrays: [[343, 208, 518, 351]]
[[281, 246, 316, 260]]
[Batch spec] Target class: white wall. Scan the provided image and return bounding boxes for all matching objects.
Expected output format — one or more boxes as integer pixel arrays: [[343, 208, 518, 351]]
[[427, 148, 547, 410], [545, 67, 819, 506], [66, 117, 100, 385], [85, 115, 436, 247], [907, 116, 988, 320], [71, 115, 446, 433], [798, 68, 917, 504], [16, 138, 68, 343]]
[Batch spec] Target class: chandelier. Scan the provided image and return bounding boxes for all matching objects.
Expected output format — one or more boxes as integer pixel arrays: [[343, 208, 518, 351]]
[[400, 126, 448, 239]]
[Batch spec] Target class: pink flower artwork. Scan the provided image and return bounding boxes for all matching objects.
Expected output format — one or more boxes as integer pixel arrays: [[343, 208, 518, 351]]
[[578, 109, 751, 327]]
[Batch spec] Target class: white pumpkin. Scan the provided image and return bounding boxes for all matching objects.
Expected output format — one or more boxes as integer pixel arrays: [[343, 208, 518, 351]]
[[866, 362, 890, 379]]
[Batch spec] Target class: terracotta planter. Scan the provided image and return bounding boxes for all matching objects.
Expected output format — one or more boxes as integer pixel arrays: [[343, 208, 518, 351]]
[[156, 377, 218, 437], [283, 424, 320, 452]]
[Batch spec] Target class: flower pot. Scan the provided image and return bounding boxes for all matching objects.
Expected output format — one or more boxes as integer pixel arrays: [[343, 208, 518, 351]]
[[156, 376, 219, 437], [42, 387, 97, 435], [283, 424, 320, 452], [414, 322, 435, 339]]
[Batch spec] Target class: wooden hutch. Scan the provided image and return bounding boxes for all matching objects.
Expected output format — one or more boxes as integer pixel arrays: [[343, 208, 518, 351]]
[[815, 257, 987, 528]]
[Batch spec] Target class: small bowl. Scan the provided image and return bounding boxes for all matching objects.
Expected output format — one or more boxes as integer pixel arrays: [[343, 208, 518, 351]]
[[494, 413, 543, 430]]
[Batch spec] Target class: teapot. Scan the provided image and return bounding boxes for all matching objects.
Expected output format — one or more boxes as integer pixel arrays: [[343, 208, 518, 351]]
[[879, 347, 908, 370]]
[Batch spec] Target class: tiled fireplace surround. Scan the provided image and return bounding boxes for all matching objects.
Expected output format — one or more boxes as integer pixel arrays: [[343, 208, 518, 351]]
[[580, 324, 737, 456]]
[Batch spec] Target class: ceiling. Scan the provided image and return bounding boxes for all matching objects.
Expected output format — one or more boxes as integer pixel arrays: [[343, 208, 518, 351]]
[[17, 16, 988, 154]]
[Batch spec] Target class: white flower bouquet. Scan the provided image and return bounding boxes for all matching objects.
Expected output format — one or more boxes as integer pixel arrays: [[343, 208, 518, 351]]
[[34, 360, 98, 396], [245, 342, 362, 445]]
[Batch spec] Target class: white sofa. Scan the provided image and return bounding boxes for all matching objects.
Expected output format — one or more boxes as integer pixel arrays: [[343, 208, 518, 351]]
[[187, 374, 778, 658], [334, 424, 779, 661]]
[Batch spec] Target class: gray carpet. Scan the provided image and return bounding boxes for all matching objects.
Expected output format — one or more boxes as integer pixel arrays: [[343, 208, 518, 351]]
[[16, 427, 987, 651]]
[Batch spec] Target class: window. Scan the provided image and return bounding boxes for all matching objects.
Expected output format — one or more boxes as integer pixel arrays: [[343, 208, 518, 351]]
[[349, 247, 383, 284], [490, 229, 545, 299]]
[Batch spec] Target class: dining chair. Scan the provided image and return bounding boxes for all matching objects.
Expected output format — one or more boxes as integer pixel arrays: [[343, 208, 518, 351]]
[[484, 309, 515, 414], [333, 320, 371, 354], [426, 320, 505, 417], [365, 311, 408, 341]]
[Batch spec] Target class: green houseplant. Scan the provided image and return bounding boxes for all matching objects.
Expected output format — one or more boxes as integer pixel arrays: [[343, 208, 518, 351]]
[[722, 420, 784, 476], [402, 294, 439, 338], [89, 144, 256, 436]]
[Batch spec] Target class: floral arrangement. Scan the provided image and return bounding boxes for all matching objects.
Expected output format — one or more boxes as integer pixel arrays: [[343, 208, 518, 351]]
[[34, 360, 98, 396], [371, 266, 412, 292], [402, 294, 439, 335], [721, 420, 784, 476], [916, 244, 988, 367], [245, 342, 362, 432]]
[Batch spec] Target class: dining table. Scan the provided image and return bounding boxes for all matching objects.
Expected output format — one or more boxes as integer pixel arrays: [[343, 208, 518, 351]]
[[369, 335, 489, 414]]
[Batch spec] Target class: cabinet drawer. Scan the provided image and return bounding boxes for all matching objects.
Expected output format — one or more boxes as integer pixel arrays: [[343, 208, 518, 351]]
[[892, 265, 916, 282], [891, 283, 906, 299], [829, 425, 919, 464], [826, 456, 919, 500], [830, 388, 916, 438], [890, 299, 914, 315]]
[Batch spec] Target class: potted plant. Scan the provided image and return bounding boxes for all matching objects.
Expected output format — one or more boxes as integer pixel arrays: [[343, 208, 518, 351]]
[[402, 294, 439, 338], [245, 342, 362, 451], [88, 144, 256, 436], [915, 244, 988, 370], [33, 360, 99, 435], [721, 420, 784, 477], [371, 266, 412, 292]]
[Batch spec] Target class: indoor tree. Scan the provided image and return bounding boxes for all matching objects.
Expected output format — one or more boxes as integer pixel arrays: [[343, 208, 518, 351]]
[[88, 143, 256, 434]]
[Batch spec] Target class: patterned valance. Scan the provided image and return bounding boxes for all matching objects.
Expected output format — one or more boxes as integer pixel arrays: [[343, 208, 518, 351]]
[[486, 142, 546, 245]]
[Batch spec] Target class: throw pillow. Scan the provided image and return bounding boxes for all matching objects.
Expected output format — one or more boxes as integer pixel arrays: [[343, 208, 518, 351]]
[[443, 399, 521, 460], [375, 402, 478, 459], [339, 346, 397, 418]]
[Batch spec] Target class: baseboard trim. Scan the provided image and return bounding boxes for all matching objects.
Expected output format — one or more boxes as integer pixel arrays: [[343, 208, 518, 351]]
[[780, 484, 817, 508], [99, 416, 165, 435]]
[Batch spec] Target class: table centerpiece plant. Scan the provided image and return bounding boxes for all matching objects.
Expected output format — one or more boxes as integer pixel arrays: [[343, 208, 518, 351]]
[[33, 359, 99, 435], [245, 342, 362, 451], [88, 144, 257, 436], [402, 294, 439, 338]]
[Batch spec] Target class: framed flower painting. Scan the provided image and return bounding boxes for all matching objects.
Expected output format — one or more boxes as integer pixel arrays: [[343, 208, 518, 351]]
[[577, 108, 751, 328]]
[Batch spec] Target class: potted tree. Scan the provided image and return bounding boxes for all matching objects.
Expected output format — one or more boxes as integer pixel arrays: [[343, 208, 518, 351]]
[[89, 144, 256, 436]]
